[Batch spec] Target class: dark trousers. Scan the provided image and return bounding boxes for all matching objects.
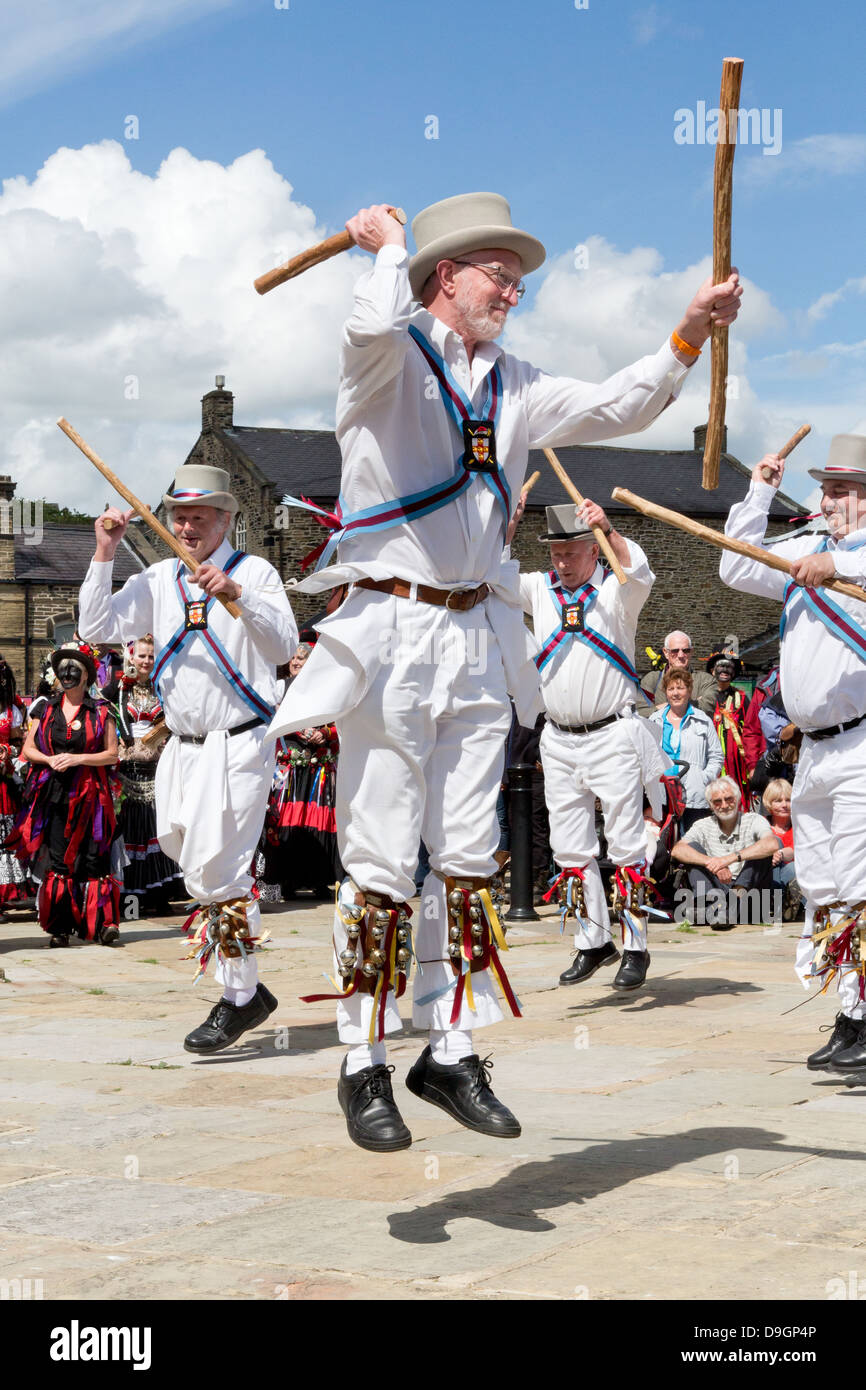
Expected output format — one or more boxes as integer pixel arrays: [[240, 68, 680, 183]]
[[686, 858, 776, 925]]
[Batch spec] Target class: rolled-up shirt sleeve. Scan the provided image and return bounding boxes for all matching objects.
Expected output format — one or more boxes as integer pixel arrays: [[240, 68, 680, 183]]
[[524, 340, 692, 449]]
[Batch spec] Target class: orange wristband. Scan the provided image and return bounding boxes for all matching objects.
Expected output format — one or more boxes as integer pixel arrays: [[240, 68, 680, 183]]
[[671, 329, 701, 358]]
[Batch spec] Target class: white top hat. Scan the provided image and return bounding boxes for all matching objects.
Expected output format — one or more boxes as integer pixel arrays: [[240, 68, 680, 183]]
[[808, 434, 866, 486], [162, 464, 239, 517], [409, 191, 546, 299]]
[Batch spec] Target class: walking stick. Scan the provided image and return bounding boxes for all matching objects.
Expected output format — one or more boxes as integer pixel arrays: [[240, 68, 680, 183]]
[[542, 448, 628, 584], [702, 57, 744, 491], [57, 419, 242, 619], [255, 206, 407, 295]]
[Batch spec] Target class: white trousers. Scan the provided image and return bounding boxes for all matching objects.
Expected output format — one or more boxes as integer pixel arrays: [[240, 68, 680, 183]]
[[332, 601, 511, 1043], [156, 727, 275, 993], [540, 718, 648, 951], [792, 726, 866, 1019]]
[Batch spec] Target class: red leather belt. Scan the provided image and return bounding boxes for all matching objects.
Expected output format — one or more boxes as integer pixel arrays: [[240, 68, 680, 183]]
[[356, 577, 490, 612]]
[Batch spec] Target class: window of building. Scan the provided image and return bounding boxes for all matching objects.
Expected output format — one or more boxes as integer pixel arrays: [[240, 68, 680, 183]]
[[235, 513, 247, 551]]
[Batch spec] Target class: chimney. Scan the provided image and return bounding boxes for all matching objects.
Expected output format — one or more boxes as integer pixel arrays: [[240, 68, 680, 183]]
[[201, 376, 234, 433], [693, 422, 728, 456]]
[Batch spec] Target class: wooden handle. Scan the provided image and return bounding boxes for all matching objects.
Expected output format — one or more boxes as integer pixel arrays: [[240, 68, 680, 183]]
[[542, 448, 628, 585], [761, 423, 811, 480], [101, 516, 116, 532], [254, 206, 407, 295], [611, 485, 866, 604], [702, 58, 744, 492], [58, 418, 241, 619], [522, 470, 541, 495]]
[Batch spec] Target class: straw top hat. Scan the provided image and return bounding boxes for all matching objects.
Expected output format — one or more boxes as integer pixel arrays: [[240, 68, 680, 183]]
[[538, 504, 594, 543], [162, 464, 239, 517], [808, 434, 866, 486], [409, 192, 546, 299]]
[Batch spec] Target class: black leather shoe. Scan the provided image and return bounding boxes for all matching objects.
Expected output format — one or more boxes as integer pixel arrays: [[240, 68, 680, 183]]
[[612, 950, 650, 991], [337, 1059, 412, 1152], [183, 992, 270, 1054], [406, 1046, 521, 1137], [828, 1019, 866, 1072], [806, 1012, 861, 1070], [256, 982, 278, 1015], [98, 925, 119, 947], [559, 941, 619, 985]]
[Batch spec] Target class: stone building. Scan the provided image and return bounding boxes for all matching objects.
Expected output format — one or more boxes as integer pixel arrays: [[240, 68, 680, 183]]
[[164, 380, 803, 669], [0, 475, 157, 692]]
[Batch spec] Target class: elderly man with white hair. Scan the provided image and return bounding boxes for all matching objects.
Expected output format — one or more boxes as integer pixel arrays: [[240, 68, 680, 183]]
[[78, 463, 298, 1054], [271, 190, 743, 1152], [720, 434, 866, 1074], [671, 776, 782, 926], [641, 629, 718, 715]]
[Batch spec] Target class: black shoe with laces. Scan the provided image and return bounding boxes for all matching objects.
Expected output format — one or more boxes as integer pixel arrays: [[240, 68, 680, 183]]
[[612, 950, 650, 991], [183, 992, 270, 1054], [828, 1017, 866, 1072], [559, 941, 619, 985], [406, 1046, 521, 1137], [256, 982, 278, 1015], [337, 1058, 412, 1152], [806, 1012, 861, 1070]]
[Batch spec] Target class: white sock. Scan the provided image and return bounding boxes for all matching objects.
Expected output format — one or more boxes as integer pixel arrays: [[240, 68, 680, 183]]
[[345, 1041, 386, 1075], [430, 1028, 473, 1066], [224, 985, 256, 1007]]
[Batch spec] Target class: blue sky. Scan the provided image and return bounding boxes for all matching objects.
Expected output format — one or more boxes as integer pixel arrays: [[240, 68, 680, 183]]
[[1, 0, 864, 507]]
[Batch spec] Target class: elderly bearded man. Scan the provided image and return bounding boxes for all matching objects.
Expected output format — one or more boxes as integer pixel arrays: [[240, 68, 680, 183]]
[[641, 630, 718, 716], [271, 191, 743, 1152], [516, 501, 666, 993], [719, 435, 866, 1074], [78, 464, 298, 1053]]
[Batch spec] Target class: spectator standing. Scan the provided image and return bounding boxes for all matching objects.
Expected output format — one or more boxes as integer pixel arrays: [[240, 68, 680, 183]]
[[649, 668, 722, 834], [641, 630, 718, 716]]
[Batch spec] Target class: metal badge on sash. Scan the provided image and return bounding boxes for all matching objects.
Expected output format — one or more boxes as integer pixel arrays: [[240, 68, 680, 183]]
[[562, 602, 584, 633], [461, 420, 497, 475], [184, 599, 209, 632]]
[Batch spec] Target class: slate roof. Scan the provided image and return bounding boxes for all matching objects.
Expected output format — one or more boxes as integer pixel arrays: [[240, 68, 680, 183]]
[[14, 527, 146, 584], [220, 427, 801, 521]]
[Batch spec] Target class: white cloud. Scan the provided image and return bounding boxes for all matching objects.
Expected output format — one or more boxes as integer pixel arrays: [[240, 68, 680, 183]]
[[805, 276, 866, 323], [0, 0, 238, 107], [0, 141, 361, 512], [743, 133, 866, 184]]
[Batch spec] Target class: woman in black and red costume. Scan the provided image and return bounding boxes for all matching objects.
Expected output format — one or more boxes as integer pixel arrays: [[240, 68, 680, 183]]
[[8, 641, 121, 947], [0, 656, 33, 916]]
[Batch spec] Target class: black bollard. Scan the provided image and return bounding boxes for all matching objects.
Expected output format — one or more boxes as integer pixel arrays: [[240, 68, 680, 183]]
[[505, 762, 540, 922]]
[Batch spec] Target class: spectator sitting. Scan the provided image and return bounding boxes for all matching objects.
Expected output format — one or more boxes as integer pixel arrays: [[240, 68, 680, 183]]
[[762, 777, 802, 920], [649, 668, 723, 834], [670, 775, 780, 927], [641, 629, 719, 716]]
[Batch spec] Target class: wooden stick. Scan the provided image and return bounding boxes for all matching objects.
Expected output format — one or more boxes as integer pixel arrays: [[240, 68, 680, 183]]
[[760, 423, 811, 481], [702, 57, 744, 491], [611, 486, 866, 603], [57, 418, 241, 619], [254, 206, 407, 295], [542, 448, 628, 585], [522, 470, 541, 495]]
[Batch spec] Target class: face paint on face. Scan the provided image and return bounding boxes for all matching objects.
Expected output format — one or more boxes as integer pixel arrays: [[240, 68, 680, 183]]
[[57, 660, 87, 690]]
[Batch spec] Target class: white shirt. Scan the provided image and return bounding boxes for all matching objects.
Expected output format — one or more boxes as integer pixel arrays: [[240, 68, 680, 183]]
[[721, 481, 866, 730], [519, 542, 654, 725], [304, 245, 691, 593], [78, 539, 298, 737]]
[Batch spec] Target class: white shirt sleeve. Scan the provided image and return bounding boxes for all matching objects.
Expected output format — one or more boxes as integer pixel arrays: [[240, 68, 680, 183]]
[[236, 561, 299, 664], [339, 245, 415, 407], [78, 561, 156, 644], [523, 340, 691, 449], [720, 482, 791, 600]]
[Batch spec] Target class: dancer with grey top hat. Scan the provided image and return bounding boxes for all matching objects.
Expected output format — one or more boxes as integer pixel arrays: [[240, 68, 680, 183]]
[[270, 191, 743, 1151], [720, 434, 866, 1075], [513, 498, 666, 993], [78, 464, 297, 1054]]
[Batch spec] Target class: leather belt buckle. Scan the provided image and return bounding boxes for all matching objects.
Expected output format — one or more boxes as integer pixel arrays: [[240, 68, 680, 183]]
[[446, 588, 473, 611]]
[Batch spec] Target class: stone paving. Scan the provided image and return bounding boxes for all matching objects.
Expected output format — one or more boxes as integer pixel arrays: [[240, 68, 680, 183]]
[[0, 896, 864, 1302]]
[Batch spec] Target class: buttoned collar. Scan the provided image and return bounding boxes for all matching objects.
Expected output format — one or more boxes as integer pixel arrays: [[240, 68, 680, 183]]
[[412, 306, 505, 380], [832, 524, 866, 551]]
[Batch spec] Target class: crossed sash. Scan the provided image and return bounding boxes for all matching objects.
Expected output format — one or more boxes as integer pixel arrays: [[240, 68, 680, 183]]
[[534, 571, 647, 700], [153, 551, 274, 723], [780, 537, 866, 662], [283, 325, 511, 570]]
